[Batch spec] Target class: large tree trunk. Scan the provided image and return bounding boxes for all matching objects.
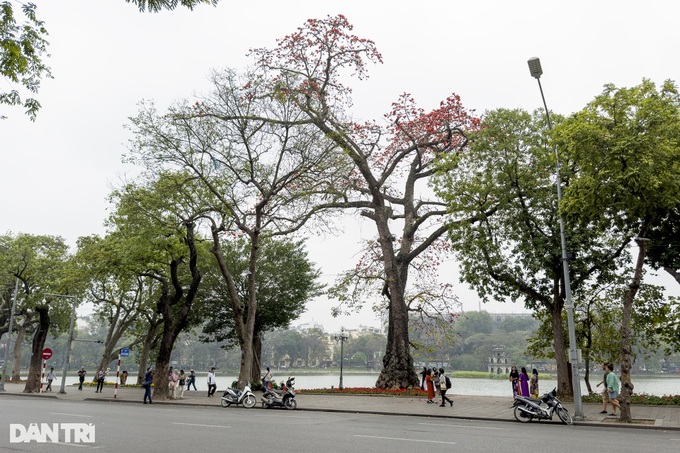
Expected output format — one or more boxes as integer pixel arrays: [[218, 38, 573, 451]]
[[619, 237, 647, 422], [151, 221, 202, 400], [137, 316, 160, 385], [375, 289, 418, 388], [374, 214, 419, 389], [550, 300, 572, 399], [210, 224, 260, 390], [23, 307, 49, 393]]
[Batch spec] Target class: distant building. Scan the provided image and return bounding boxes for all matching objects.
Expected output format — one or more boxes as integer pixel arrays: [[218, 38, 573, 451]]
[[488, 346, 510, 374]]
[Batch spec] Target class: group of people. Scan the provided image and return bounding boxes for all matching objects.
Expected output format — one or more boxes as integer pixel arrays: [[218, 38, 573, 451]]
[[509, 366, 539, 399], [419, 366, 454, 407], [142, 367, 199, 404], [73, 366, 107, 392], [167, 367, 193, 399], [596, 362, 621, 416]]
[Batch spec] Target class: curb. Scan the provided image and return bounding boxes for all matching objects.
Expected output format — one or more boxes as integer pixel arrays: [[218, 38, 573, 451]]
[[2, 391, 678, 431]]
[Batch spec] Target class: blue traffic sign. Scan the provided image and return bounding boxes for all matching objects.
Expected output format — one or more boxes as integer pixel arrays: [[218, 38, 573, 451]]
[[120, 348, 130, 357]]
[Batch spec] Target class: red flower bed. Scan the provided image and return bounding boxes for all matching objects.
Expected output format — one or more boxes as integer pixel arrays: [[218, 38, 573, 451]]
[[298, 387, 427, 397]]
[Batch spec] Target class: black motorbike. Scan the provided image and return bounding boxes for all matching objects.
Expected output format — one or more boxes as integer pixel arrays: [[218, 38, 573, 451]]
[[512, 387, 573, 425], [261, 377, 297, 410]]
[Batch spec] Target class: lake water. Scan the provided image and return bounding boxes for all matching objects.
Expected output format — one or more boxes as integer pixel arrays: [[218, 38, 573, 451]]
[[50, 373, 680, 397]]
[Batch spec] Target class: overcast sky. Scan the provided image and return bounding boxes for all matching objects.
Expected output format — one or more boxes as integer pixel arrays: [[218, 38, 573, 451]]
[[2, 0, 679, 332]]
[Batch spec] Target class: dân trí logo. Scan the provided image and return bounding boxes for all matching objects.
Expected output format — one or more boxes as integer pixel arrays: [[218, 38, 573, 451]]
[[10, 423, 95, 443]]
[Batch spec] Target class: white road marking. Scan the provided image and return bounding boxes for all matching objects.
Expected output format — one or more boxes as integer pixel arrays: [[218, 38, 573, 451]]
[[355, 435, 456, 445], [50, 413, 93, 418], [418, 422, 504, 430], [173, 422, 230, 429]]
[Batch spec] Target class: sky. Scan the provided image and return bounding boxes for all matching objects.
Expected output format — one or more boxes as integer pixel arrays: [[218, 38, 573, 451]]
[[2, 0, 679, 333]]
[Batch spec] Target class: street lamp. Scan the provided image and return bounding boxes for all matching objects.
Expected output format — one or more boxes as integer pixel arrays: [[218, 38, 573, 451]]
[[527, 57, 584, 418], [0, 277, 19, 392], [334, 328, 349, 390], [44, 293, 78, 394]]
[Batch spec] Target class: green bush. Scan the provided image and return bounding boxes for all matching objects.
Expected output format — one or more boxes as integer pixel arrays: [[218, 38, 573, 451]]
[[582, 392, 680, 406]]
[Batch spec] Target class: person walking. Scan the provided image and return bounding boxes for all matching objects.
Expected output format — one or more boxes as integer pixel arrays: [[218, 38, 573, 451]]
[[169, 368, 179, 399], [509, 366, 520, 397], [595, 362, 610, 414], [45, 367, 56, 392], [438, 368, 453, 407], [186, 370, 197, 391], [425, 369, 435, 404], [77, 367, 86, 391], [432, 369, 441, 401], [178, 369, 186, 399], [519, 367, 530, 398], [95, 368, 106, 393], [142, 367, 154, 404], [120, 370, 128, 386], [605, 363, 621, 416], [530, 368, 539, 399], [207, 367, 217, 397], [262, 367, 273, 390], [419, 366, 428, 390]]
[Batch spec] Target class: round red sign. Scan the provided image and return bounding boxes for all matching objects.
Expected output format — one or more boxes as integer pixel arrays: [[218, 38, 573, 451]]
[[41, 348, 53, 360]]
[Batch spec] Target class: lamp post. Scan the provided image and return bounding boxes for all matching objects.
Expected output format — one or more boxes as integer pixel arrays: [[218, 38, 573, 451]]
[[0, 277, 19, 392], [44, 293, 77, 394], [334, 328, 349, 390], [527, 57, 583, 419]]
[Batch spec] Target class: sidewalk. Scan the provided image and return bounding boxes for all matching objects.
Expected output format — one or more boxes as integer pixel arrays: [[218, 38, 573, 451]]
[[1, 382, 678, 430]]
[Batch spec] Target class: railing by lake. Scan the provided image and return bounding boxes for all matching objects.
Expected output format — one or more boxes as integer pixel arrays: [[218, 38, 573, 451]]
[[48, 372, 680, 397]]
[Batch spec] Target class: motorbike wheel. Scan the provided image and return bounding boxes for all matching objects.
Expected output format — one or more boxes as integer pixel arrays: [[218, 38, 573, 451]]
[[243, 394, 256, 408], [556, 407, 573, 425], [261, 401, 269, 409], [513, 405, 533, 423], [220, 398, 231, 408]]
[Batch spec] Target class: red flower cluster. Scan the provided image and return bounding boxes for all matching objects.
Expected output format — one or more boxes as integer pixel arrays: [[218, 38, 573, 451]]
[[298, 387, 427, 396]]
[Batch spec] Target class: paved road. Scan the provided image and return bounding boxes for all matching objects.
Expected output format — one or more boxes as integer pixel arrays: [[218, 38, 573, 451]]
[[1, 396, 678, 453]]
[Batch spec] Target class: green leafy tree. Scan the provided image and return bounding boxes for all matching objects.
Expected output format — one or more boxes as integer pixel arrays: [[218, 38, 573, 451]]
[[200, 237, 323, 382], [108, 173, 210, 399], [72, 234, 152, 379], [435, 108, 629, 397], [0, 233, 70, 392], [0, 1, 51, 120], [555, 79, 680, 421]]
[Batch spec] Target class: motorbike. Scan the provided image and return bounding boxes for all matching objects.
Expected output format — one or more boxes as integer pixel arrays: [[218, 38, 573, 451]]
[[512, 387, 573, 425], [220, 381, 257, 408], [261, 377, 297, 410]]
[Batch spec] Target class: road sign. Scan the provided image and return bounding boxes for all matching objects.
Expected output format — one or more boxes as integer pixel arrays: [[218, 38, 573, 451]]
[[120, 348, 130, 358], [41, 348, 52, 360]]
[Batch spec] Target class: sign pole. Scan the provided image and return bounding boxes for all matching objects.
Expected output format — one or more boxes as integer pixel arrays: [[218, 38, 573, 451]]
[[114, 351, 121, 399], [40, 348, 53, 393], [40, 359, 46, 393]]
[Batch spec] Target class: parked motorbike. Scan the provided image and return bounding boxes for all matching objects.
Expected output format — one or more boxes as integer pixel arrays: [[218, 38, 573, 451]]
[[261, 377, 297, 410], [512, 387, 573, 425], [220, 381, 256, 408]]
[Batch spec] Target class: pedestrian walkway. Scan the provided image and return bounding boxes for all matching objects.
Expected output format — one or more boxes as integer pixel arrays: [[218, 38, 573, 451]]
[[1, 382, 678, 430]]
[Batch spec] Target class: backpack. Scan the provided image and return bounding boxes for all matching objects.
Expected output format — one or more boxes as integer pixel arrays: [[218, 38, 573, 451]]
[[445, 375, 452, 389]]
